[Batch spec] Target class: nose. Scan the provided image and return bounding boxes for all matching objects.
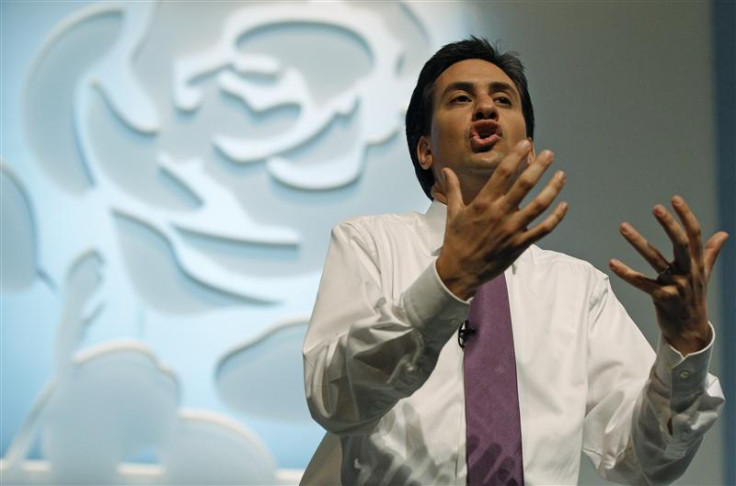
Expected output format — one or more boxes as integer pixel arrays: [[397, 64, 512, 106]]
[[473, 95, 498, 121]]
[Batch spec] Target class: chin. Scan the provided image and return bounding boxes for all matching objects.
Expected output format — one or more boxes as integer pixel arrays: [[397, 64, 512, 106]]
[[470, 152, 503, 170]]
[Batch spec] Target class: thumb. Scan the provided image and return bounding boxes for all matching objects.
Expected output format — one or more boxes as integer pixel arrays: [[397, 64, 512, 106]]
[[443, 168, 464, 218]]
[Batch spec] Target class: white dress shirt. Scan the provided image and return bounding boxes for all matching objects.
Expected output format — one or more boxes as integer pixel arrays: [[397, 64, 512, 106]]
[[302, 201, 723, 486]]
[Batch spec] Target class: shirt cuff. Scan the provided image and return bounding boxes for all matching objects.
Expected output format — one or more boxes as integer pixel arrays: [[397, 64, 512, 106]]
[[402, 259, 471, 345], [653, 323, 715, 407]]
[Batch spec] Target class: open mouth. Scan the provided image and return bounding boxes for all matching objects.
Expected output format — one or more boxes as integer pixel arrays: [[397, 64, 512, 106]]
[[470, 121, 501, 151]]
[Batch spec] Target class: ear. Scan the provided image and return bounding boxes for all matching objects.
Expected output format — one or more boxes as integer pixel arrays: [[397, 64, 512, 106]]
[[417, 136, 434, 170]]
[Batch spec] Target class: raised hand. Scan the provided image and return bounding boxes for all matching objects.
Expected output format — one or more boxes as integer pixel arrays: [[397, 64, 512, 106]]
[[435, 140, 568, 300], [609, 196, 729, 355]]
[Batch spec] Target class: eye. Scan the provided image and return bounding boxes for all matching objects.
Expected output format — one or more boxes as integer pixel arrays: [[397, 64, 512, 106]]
[[494, 95, 512, 106], [451, 94, 472, 103]]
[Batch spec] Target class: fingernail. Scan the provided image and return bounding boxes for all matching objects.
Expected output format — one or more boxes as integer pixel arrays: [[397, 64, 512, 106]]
[[557, 170, 566, 182], [620, 222, 630, 234], [672, 195, 683, 206], [654, 206, 665, 216]]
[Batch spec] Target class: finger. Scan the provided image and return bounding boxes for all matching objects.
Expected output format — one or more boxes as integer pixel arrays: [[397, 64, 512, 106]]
[[653, 204, 691, 272], [481, 140, 532, 199], [608, 259, 660, 294], [517, 169, 566, 227], [671, 195, 703, 263], [443, 168, 465, 219], [519, 201, 568, 245], [618, 222, 670, 273], [504, 149, 555, 209], [703, 231, 729, 279]]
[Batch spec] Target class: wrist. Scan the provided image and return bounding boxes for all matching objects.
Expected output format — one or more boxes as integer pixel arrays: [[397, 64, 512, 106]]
[[665, 322, 712, 356], [435, 254, 478, 301]]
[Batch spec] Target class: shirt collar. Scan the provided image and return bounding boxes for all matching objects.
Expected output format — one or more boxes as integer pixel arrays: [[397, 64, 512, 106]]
[[425, 200, 447, 256], [424, 199, 519, 273]]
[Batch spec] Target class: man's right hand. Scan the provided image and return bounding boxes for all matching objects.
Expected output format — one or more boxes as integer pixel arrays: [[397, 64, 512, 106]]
[[435, 140, 568, 300]]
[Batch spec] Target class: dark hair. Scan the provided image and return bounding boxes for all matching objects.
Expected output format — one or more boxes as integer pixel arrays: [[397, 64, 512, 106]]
[[405, 36, 535, 199]]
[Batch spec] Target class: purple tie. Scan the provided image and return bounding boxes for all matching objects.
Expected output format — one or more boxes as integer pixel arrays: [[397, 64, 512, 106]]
[[464, 275, 524, 486]]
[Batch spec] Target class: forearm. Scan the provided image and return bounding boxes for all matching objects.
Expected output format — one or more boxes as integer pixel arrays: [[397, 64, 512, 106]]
[[590, 327, 724, 485], [583, 276, 724, 485], [629, 327, 724, 485], [303, 224, 469, 435]]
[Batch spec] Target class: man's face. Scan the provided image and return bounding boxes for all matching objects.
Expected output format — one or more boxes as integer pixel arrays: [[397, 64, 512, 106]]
[[418, 59, 531, 201]]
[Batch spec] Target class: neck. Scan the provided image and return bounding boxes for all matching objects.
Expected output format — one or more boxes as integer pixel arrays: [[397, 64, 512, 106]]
[[431, 177, 487, 206]]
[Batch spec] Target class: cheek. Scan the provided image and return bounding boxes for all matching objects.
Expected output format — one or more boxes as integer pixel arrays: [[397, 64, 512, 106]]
[[510, 115, 528, 139], [438, 123, 463, 147], [430, 113, 467, 163], [435, 133, 461, 165]]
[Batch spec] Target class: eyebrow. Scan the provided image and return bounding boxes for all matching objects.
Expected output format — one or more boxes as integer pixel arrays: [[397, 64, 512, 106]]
[[441, 81, 520, 101]]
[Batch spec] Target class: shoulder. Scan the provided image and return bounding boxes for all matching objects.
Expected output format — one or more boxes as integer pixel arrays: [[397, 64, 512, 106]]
[[330, 210, 433, 267], [333, 210, 428, 242]]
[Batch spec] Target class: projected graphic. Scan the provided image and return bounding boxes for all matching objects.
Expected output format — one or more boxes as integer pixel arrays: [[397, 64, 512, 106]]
[[1, 1, 469, 483]]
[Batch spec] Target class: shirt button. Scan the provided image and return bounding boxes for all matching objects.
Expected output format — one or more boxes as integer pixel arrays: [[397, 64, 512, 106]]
[[679, 370, 691, 380]]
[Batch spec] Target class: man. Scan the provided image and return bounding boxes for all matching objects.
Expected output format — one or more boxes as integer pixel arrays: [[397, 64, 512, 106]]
[[301, 37, 727, 485]]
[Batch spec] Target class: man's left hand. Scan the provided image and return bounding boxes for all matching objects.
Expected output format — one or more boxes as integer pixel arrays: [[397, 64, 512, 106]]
[[609, 195, 729, 356]]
